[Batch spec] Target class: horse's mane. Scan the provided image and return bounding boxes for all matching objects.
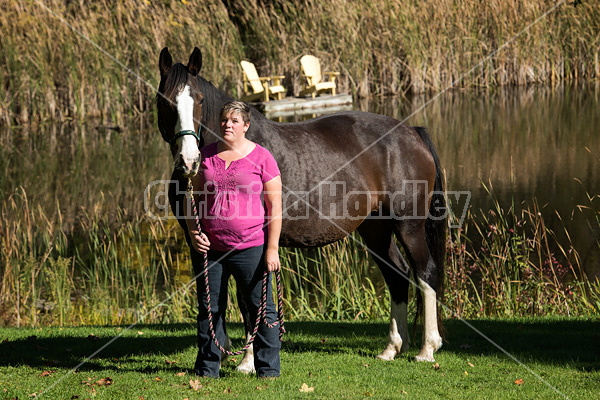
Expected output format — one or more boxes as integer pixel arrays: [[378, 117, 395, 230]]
[[196, 75, 234, 137], [156, 63, 189, 106]]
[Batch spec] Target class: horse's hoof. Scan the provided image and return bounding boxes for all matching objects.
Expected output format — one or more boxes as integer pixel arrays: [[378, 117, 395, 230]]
[[376, 350, 397, 361], [414, 352, 435, 362], [236, 363, 255, 374]]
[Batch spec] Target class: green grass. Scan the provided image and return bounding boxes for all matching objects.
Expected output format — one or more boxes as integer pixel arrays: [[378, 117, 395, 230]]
[[1, 317, 598, 399]]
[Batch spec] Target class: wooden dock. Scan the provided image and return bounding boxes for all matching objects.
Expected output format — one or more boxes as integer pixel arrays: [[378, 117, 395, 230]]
[[252, 94, 353, 118]]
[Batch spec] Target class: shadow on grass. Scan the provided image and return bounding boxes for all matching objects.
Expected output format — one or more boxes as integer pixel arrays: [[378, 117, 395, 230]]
[[1, 319, 598, 372], [439, 318, 600, 371]]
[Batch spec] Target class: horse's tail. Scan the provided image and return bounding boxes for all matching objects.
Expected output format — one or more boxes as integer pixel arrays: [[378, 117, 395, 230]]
[[413, 126, 447, 340]]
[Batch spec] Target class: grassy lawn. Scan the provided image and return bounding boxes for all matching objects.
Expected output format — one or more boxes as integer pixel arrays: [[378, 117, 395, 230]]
[[1, 317, 598, 399]]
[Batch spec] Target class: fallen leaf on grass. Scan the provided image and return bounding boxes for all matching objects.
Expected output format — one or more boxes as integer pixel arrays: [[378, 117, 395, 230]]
[[400, 390, 408, 395], [189, 379, 203, 391], [165, 359, 177, 365], [81, 376, 112, 388], [468, 362, 475, 368], [223, 388, 232, 393], [137, 331, 144, 335], [515, 378, 524, 385], [432, 363, 440, 370], [320, 338, 328, 344], [96, 377, 113, 386], [155, 377, 162, 382], [299, 383, 314, 393], [176, 372, 186, 377], [40, 370, 54, 377]]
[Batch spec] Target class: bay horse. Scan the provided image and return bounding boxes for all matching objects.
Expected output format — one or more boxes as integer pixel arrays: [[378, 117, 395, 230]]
[[156, 47, 447, 371]]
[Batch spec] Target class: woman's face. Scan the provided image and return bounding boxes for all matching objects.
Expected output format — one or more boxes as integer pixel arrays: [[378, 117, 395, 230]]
[[220, 111, 249, 143]]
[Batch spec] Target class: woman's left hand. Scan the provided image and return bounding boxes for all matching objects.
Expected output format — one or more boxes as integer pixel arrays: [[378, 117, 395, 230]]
[[265, 248, 280, 272]]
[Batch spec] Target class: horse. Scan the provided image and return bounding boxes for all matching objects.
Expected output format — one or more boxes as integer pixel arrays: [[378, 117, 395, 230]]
[[156, 47, 447, 372]]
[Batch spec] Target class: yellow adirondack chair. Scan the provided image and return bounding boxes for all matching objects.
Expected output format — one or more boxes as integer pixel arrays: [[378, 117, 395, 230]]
[[299, 55, 340, 98], [240, 60, 285, 102]]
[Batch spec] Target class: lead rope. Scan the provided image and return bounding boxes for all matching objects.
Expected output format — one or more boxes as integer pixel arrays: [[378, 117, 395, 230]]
[[187, 179, 285, 356]]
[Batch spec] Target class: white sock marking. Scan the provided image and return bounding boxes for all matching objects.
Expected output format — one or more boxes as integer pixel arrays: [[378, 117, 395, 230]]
[[377, 301, 409, 361], [415, 278, 442, 362]]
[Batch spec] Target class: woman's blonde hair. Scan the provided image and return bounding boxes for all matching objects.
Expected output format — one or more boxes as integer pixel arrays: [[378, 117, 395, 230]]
[[220, 100, 251, 124]]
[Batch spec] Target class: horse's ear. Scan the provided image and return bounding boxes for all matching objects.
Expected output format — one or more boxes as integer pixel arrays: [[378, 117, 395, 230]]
[[159, 47, 173, 78], [187, 47, 202, 76]]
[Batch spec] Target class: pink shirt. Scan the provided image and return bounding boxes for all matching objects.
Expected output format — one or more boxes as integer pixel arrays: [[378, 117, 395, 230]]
[[197, 142, 280, 251]]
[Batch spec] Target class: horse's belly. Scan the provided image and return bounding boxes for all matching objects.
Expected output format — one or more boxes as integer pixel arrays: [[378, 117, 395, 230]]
[[279, 188, 371, 247]]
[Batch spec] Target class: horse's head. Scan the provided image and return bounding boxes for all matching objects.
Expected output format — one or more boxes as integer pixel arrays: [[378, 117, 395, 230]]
[[157, 47, 205, 177]]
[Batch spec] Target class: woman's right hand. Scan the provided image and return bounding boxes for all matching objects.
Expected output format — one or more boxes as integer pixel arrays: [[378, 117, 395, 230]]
[[190, 230, 211, 253]]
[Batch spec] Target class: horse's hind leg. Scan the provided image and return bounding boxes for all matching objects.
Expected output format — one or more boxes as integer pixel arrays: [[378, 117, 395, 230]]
[[357, 220, 411, 361], [395, 221, 442, 362]]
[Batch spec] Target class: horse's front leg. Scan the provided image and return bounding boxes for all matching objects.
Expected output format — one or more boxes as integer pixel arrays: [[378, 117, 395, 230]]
[[236, 335, 255, 374], [235, 287, 255, 374], [376, 300, 410, 361]]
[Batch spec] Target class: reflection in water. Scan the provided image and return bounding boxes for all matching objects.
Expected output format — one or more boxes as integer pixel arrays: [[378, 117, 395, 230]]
[[402, 84, 600, 279], [0, 119, 172, 231], [1, 84, 598, 278]]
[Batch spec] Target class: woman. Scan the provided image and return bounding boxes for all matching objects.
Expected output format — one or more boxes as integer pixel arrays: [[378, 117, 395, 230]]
[[186, 100, 283, 378]]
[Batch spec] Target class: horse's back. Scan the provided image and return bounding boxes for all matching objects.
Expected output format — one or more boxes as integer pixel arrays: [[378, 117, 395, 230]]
[[255, 111, 434, 190]]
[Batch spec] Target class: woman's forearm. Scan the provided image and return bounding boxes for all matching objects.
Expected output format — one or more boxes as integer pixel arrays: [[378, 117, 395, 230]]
[[266, 200, 282, 251], [264, 176, 283, 251]]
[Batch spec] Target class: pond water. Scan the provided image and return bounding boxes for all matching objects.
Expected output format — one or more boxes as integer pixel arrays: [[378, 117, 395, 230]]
[[1, 84, 598, 278]]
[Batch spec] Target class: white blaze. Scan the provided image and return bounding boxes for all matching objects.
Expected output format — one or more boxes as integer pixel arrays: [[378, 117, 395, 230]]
[[174, 85, 200, 172]]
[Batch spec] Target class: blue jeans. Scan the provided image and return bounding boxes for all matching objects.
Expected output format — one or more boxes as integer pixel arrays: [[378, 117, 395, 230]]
[[191, 245, 281, 378]]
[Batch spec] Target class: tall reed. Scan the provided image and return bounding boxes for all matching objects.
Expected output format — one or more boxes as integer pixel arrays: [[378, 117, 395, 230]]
[[2, 0, 599, 125], [0, 187, 195, 327], [445, 185, 600, 318], [2, 183, 598, 328]]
